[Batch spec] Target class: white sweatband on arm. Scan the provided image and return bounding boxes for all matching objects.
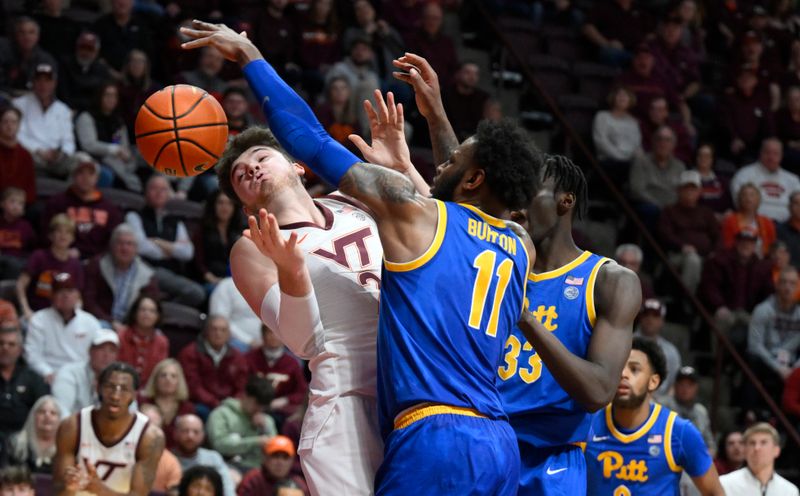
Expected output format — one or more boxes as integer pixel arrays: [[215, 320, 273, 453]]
[[260, 283, 323, 359]]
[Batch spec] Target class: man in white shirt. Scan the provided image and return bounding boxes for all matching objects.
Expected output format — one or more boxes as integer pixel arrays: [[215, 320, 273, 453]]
[[731, 138, 800, 222], [24, 272, 101, 383], [11, 63, 77, 178], [720, 422, 799, 496], [52, 328, 119, 417], [209, 277, 262, 350]]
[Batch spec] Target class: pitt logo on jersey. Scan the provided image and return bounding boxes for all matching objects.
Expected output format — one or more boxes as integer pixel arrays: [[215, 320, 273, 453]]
[[597, 451, 649, 482]]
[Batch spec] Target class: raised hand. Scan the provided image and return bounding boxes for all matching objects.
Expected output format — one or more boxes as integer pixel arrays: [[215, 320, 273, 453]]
[[243, 208, 305, 274], [392, 53, 445, 120], [349, 90, 412, 173], [180, 19, 261, 65]]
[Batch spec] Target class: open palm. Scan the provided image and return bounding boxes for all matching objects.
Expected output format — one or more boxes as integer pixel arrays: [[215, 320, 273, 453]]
[[349, 90, 411, 173]]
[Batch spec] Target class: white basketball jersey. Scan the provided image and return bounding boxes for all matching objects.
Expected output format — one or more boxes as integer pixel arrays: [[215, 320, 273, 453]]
[[76, 406, 150, 494], [278, 195, 382, 399]]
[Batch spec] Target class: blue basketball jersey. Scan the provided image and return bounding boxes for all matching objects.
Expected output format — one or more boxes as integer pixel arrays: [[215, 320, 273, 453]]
[[377, 200, 530, 437], [499, 251, 610, 447], [585, 403, 713, 496]]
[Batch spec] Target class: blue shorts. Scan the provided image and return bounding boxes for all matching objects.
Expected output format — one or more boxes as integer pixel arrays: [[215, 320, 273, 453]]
[[518, 442, 586, 496], [375, 412, 520, 495]]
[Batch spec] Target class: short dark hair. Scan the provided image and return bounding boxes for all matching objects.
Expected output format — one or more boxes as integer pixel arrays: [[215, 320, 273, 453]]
[[631, 336, 667, 389], [178, 465, 223, 496], [99, 362, 140, 391], [125, 295, 162, 327], [542, 154, 588, 219], [473, 119, 541, 210], [222, 86, 248, 100], [0, 465, 32, 490], [244, 374, 274, 406], [215, 126, 292, 208]]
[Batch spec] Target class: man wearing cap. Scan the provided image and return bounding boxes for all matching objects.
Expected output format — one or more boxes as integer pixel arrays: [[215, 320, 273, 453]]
[[658, 169, 720, 296], [0, 322, 49, 440], [11, 61, 77, 178], [0, 16, 57, 93], [662, 366, 716, 453], [634, 298, 682, 396], [23, 272, 102, 384], [57, 31, 112, 113], [238, 435, 309, 496], [41, 151, 123, 259], [720, 422, 799, 495], [52, 328, 120, 417], [731, 138, 800, 222]]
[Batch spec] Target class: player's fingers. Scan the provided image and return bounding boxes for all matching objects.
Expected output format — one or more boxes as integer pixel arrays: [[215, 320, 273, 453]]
[[374, 89, 390, 124], [363, 99, 378, 125], [181, 37, 212, 50], [403, 53, 436, 77], [348, 134, 370, 154], [386, 92, 397, 123], [392, 71, 413, 84], [396, 102, 405, 127], [191, 19, 221, 30], [247, 215, 265, 250], [266, 213, 284, 248], [286, 231, 299, 252]]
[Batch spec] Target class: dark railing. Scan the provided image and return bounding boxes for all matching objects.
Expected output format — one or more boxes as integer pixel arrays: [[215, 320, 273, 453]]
[[470, 0, 800, 448]]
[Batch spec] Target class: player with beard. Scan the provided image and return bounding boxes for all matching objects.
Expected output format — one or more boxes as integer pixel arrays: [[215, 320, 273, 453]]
[[181, 21, 540, 495], [585, 337, 724, 496], [53, 362, 165, 495]]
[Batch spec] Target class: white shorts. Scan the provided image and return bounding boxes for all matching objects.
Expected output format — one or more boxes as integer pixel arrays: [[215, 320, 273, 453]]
[[299, 395, 384, 496]]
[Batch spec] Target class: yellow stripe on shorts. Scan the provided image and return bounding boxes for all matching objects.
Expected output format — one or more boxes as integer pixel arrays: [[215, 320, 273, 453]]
[[394, 404, 487, 430]]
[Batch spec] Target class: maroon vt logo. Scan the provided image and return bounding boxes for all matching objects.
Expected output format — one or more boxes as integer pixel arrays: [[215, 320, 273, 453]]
[[311, 227, 380, 288], [84, 458, 127, 481]]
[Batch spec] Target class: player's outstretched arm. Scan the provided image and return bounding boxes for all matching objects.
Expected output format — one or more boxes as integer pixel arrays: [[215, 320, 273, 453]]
[[54, 416, 81, 496], [518, 264, 640, 411], [393, 53, 459, 167]]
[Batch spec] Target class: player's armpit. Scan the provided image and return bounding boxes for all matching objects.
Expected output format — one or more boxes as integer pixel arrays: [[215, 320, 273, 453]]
[[53, 416, 80, 496], [691, 464, 725, 496], [129, 424, 166, 496]]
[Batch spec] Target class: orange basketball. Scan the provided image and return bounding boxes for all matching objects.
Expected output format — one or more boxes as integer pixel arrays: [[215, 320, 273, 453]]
[[135, 85, 228, 177]]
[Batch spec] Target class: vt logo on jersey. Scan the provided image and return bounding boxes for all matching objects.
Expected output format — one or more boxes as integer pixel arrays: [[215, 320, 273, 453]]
[[311, 227, 380, 288], [597, 451, 649, 482]]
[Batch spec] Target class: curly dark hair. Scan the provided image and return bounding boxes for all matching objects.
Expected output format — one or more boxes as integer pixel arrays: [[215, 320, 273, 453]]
[[473, 119, 541, 210], [215, 126, 293, 208], [631, 336, 667, 389], [178, 465, 223, 496]]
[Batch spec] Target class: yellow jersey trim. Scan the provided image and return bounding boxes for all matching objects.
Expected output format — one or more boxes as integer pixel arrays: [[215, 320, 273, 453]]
[[605, 403, 662, 444], [586, 257, 611, 327], [394, 404, 487, 430], [528, 251, 592, 282], [384, 200, 447, 272], [664, 410, 681, 473], [519, 238, 532, 316], [458, 203, 507, 229]]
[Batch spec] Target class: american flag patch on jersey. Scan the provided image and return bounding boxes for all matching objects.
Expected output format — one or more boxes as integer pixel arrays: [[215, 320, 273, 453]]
[[565, 276, 584, 286], [648, 434, 662, 444]]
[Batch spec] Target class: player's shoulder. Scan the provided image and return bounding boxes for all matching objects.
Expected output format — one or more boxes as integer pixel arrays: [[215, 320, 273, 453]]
[[137, 422, 166, 460], [594, 262, 641, 307]]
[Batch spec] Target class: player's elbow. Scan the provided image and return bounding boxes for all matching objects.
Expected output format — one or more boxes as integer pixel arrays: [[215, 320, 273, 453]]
[[581, 383, 617, 412]]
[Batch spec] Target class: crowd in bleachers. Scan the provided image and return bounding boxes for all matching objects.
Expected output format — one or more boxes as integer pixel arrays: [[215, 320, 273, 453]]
[[2, 0, 800, 493]]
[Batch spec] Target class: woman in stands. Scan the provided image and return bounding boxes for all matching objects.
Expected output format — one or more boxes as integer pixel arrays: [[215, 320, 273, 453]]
[[118, 49, 162, 137], [193, 190, 245, 291], [8, 395, 62, 474], [720, 182, 776, 256], [117, 295, 169, 385], [592, 86, 641, 186], [139, 358, 195, 449]]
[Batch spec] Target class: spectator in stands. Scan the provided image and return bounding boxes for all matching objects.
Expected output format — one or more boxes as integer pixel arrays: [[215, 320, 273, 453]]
[[32, 0, 80, 62], [117, 296, 168, 384], [8, 395, 61, 474], [592, 86, 641, 185], [238, 436, 308, 496], [207, 374, 277, 472], [172, 414, 236, 496], [294, 0, 342, 97], [57, 31, 112, 113], [776, 86, 800, 172], [629, 126, 687, 226], [383, 0, 424, 40], [730, 138, 800, 222], [51, 328, 119, 416], [769, 242, 800, 300], [582, 0, 654, 67], [634, 298, 682, 396], [695, 144, 733, 215], [404, 2, 458, 88], [719, 66, 775, 165], [661, 366, 716, 453], [442, 62, 490, 142], [658, 170, 719, 295], [245, 325, 308, 422], [0, 325, 49, 439], [139, 404, 183, 494], [178, 47, 227, 99], [178, 465, 224, 496], [0, 299, 19, 329], [0, 17, 57, 93], [83, 223, 159, 329], [731, 31, 781, 111], [0, 466, 34, 495], [343, 0, 405, 83], [252, 0, 296, 79], [0, 187, 36, 279], [15, 214, 82, 319], [12, 63, 77, 179], [0, 106, 35, 205], [75, 82, 142, 193], [783, 40, 800, 90], [126, 175, 205, 307], [326, 37, 381, 135], [700, 227, 775, 339], [209, 278, 261, 351], [714, 431, 746, 476], [721, 183, 776, 257], [672, 0, 705, 61], [648, 16, 701, 126], [139, 358, 195, 449], [615, 243, 656, 300], [194, 190, 243, 291], [314, 76, 361, 152], [178, 316, 248, 418], [24, 272, 101, 383], [118, 49, 161, 135], [720, 423, 799, 495], [777, 191, 800, 267], [41, 153, 123, 259], [222, 86, 256, 138], [640, 96, 694, 165], [616, 44, 680, 119], [91, 0, 156, 77]]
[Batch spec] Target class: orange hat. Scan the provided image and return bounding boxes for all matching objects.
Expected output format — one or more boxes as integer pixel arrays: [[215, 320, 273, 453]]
[[263, 435, 295, 457]]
